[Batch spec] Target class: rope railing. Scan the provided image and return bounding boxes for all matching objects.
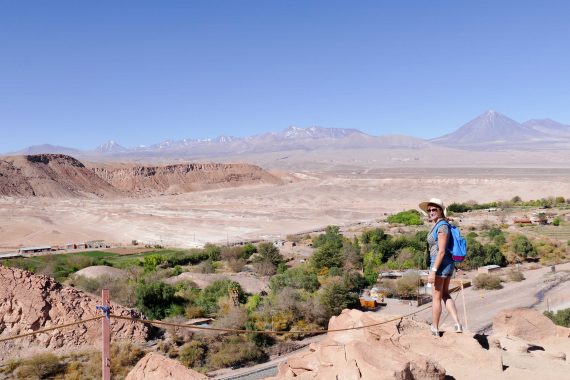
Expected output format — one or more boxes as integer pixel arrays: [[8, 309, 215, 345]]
[[0, 285, 463, 344], [0, 316, 103, 343]]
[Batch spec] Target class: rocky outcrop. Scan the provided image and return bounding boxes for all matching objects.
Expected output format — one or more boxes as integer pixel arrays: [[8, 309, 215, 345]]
[[268, 308, 570, 380], [0, 154, 280, 197], [125, 352, 208, 380], [0, 266, 148, 361], [0, 154, 119, 197], [91, 162, 281, 195]]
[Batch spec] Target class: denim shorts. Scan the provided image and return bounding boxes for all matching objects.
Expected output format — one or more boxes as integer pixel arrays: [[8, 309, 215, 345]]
[[430, 254, 455, 278]]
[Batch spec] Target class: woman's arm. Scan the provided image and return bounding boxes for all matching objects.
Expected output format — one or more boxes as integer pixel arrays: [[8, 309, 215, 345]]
[[428, 229, 448, 283]]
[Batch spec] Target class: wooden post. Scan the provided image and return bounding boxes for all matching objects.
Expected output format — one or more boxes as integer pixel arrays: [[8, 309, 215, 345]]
[[102, 289, 111, 380], [460, 281, 468, 331]]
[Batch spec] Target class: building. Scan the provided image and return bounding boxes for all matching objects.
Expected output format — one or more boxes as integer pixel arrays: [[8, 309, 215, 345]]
[[478, 265, 501, 274], [18, 246, 53, 254]]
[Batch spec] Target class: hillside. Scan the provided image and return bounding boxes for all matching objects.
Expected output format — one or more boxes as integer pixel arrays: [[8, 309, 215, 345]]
[[91, 162, 281, 195], [0, 154, 281, 198], [0, 266, 148, 361], [0, 154, 120, 198]]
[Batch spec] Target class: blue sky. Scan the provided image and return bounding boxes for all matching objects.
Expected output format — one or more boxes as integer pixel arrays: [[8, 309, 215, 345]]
[[1, 1, 569, 152]]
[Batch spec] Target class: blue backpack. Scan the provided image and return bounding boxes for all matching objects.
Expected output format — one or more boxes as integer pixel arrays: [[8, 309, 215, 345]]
[[432, 220, 467, 262]]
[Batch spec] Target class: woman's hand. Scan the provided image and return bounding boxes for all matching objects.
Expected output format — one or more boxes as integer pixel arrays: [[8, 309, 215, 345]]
[[428, 272, 436, 284]]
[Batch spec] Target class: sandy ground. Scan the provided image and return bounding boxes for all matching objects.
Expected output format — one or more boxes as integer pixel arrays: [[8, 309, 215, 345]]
[[0, 167, 569, 251]]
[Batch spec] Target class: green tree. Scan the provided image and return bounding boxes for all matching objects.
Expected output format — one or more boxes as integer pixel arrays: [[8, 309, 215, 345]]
[[204, 243, 222, 261], [255, 242, 284, 266], [511, 235, 537, 259], [311, 241, 344, 271], [312, 225, 344, 250], [143, 254, 163, 272], [135, 281, 176, 320], [270, 267, 320, 292], [318, 278, 359, 320], [195, 279, 245, 316]]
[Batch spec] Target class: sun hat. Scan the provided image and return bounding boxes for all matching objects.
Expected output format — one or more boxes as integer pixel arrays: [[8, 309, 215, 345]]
[[419, 198, 447, 217]]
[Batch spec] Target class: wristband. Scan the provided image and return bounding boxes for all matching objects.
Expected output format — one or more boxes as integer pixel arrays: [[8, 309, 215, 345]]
[[431, 267, 438, 272]]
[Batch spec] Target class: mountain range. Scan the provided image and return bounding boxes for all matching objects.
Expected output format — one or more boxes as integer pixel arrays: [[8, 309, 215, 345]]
[[7, 111, 570, 159]]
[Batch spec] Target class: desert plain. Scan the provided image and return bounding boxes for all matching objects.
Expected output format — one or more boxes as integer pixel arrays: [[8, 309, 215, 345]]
[[1, 166, 569, 252]]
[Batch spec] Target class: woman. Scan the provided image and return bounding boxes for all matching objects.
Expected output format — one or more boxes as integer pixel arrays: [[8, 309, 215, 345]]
[[419, 198, 463, 336]]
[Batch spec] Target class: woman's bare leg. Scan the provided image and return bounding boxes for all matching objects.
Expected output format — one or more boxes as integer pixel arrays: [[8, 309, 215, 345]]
[[432, 276, 444, 329], [442, 277, 461, 325]]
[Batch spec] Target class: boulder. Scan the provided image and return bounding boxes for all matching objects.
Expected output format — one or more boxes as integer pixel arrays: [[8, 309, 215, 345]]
[[125, 352, 207, 380]]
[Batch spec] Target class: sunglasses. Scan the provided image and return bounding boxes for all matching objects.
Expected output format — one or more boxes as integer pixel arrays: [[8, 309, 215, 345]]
[[427, 208, 439, 212]]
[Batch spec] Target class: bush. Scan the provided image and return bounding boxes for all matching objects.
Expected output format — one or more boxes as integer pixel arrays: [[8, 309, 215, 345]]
[[135, 281, 177, 320], [270, 267, 320, 292], [227, 258, 246, 272], [387, 210, 423, 225], [312, 225, 343, 249], [204, 243, 222, 261], [13, 353, 63, 379], [552, 217, 561, 226], [511, 234, 537, 259], [207, 335, 267, 369], [544, 308, 570, 327], [197, 260, 215, 274], [110, 342, 145, 377], [396, 273, 420, 298], [318, 278, 359, 320], [179, 341, 206, 368], [506, 270, 525, 282], [473, 274, 503, 290], [195, 279, 245, 316]]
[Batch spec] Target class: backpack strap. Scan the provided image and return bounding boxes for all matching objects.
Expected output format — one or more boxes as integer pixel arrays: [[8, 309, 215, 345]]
[[432, 220, 450, 241]]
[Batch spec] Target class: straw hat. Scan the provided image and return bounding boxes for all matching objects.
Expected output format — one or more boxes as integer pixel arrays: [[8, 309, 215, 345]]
[[418, 198, 447, 217]]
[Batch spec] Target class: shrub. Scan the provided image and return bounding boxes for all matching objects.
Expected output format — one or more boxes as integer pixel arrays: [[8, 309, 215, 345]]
[[242, 243, 257, 258], [473, 274, 503, 290], [318, 278, 359, 320], [312, 225, 344, 249], [207, 335, 267, 369], [197, 260, 215, 274], [110, 342, 145, 377], [506, 270, 525, 282], [135, 281, 177, 320], [204, 243, 222, 261], [544, 308, 570, 327], [387, 210, 423, 225], [552, 217, 561, 226], [511, 235, 537, 259], [195, 279, 245, 316], [255, 242, 284, 266], [270, 267, 320, 292], [179, 341, 206, 368], [253, 260, 277, 276], [13, 353, 63, 379], [396, 273, 420, 298], [143, 254, 164, 272]]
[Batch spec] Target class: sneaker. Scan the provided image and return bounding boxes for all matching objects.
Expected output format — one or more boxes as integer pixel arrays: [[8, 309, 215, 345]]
[[431, 325, 439, 337], [454, 324, 463, 333]]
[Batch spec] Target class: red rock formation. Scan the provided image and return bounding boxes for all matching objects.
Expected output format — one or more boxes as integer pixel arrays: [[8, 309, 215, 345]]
[[268, 308, 570, 380], [91, 162, 281, 195], [0, 154, 119, 197], [0, 154, 281, 197], [0, 266, 148, 361], [125, 352, 208, 380]]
